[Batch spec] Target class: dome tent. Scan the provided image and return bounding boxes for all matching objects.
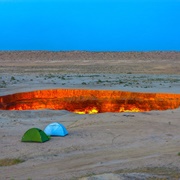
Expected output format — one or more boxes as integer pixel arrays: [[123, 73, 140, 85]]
[[21, 128, 50, 143], [44, 122, 68, 136]]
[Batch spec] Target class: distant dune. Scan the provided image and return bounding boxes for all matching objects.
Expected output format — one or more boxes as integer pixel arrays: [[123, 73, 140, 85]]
[[0, 51, 180, 61], [0, 51, 180, 74]]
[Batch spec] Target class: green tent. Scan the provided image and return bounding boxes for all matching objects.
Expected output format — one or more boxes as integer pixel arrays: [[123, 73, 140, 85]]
[[21, 128, 50, 143]]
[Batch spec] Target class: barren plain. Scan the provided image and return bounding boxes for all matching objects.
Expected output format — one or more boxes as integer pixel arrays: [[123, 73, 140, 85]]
[[0, 51, 180, 180]]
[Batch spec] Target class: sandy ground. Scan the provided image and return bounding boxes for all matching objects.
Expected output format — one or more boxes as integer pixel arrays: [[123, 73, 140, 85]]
[[0, 51, 180, 180]]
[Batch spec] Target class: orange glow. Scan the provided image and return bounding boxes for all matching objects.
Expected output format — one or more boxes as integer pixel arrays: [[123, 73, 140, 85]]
[[0, 89, 180, 113]]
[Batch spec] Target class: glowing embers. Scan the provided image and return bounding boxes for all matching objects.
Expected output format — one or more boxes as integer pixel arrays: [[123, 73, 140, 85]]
[[0, 89, 180, 113]]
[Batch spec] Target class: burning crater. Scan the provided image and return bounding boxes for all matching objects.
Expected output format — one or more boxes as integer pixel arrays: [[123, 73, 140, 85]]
[[0, 89, 180, 114]]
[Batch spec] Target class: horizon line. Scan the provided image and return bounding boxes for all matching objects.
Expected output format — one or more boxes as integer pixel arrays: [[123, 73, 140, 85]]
[[0, 50, 180, 53]]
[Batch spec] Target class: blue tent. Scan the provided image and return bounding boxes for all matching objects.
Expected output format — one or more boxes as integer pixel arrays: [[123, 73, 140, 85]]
[[44, 122, 68, 136]]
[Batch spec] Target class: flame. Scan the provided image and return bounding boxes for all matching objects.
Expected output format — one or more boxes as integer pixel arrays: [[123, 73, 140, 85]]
[[0, 89, 180, 114], [119, 106, 143, 112], [74, 107, 98, 114]]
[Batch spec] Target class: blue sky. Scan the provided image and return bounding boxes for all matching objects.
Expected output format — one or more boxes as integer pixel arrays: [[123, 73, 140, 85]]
[[0, 0, 179, 51]]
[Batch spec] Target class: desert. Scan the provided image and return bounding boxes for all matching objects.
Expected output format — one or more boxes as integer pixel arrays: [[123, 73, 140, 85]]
[[0, 51, 180, 180]]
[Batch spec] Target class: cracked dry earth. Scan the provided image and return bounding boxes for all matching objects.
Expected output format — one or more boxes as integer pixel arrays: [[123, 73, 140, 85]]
[[0, 51, 180, 180]]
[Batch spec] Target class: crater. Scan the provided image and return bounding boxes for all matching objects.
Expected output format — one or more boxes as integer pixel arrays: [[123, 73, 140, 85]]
[[0, 89, 180, 114]]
